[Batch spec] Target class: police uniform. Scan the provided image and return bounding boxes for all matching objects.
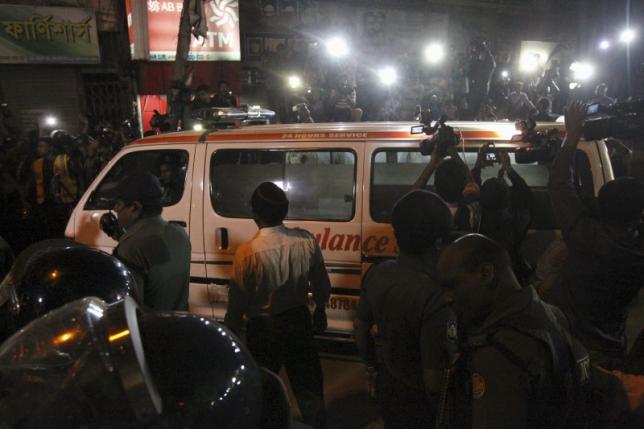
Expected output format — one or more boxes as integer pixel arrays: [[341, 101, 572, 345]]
[[110, 172, 191, 312], [115, 215, 190, 311], [449, 286, 589, 429], [357, 253, 456, 428]]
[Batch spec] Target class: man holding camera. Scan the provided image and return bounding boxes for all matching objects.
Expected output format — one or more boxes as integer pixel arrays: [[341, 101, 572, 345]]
[[546, 100, 644, 368]]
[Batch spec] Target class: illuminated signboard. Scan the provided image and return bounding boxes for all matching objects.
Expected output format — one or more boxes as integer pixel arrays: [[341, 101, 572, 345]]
[[126, 0, 240, 62], [0, 4, 100, 64]]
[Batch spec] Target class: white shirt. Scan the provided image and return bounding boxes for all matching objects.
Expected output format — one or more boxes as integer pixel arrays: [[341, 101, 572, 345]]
[[225, 225, 331, 330]]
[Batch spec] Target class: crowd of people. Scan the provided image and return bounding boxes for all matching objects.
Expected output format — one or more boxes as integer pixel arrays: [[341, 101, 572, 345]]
[[355, 101, 644, 428], [0, 112, 139, 253], [0, 97, 642, 427], [265, 39, 621, 125]]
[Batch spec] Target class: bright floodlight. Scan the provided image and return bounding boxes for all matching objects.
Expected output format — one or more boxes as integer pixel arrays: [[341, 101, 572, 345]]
[[599, 40, 611, 50], [45, 116, 57, 127], [325, 36, 349, 59], [569, 61, 594, 81], [501, 70, 510, 78], [193, 123, 204, 131], [519, 52, 539, 73], [620, 28, 636, 44], [378, 66, 398, 86], [424, 43, 445, 64], [569, 82, 579, 90], [287, 75, 303, 89]]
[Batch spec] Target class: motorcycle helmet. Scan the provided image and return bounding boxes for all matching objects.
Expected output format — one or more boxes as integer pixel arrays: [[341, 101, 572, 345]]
[[0, 296, 161, 427], [0, 239, 135, 341], [139, 312, 264, 428]]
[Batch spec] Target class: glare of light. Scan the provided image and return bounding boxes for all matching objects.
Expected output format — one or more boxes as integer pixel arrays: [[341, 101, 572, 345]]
[[272, 181, 290, 191], [519, 52, 540, 73], [193, 123, 204, 131], [620, 28, 636, 44], [287, 75, 302, 89], [501, 70, 509, 78], [45, 116, 57, 127], [325, 36, 349, 58], [53, 330, 77, 346], [87, 303, 104, 319], [423, 43, 445, 64], [378, 66, 398, 86], [569, 82, 580, 90], [49, 270, 59, 280], [108, 329, 130, 342], [599, 40, 611, 50], [569, 61, 594, 81]]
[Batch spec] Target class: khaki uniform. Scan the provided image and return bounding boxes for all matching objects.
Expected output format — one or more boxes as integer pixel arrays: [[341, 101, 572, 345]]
[[114, 215, 191, 311]]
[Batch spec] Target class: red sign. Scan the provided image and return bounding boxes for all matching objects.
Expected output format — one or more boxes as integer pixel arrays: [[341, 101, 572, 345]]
[[127, 0, 240, 62]]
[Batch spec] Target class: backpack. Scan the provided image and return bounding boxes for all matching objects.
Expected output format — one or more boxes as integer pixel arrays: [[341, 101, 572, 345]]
[[468, 302, 592, 429]]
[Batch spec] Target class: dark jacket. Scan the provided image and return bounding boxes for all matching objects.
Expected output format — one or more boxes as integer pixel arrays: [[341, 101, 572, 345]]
[[547, 145, 644, 361]]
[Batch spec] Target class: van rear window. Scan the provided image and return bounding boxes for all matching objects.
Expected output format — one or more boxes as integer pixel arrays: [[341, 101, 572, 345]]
[[84, 150, 189, 210], [210, 150, 356, 221]]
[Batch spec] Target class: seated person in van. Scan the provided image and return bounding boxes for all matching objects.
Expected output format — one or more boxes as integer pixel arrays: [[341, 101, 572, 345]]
[[158, 157, 184, 206], [413, 144, 480, 232]]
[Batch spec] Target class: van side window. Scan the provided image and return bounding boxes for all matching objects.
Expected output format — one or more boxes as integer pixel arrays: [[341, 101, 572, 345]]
[[370, 149, 563, 229], [210, 149, 356, 221], [371, 150, 432, 223], [84, 150, 189, 210]]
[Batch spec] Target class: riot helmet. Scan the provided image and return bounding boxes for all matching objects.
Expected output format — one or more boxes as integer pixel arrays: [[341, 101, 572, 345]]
[[138, 312, 264, 428], [0, 239, 135, 341], [0, 296, 162, 427]]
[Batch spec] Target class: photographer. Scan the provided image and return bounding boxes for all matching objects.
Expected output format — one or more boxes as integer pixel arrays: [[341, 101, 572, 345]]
[[467, 40, 496, 120], [545, 100, 644, 368], [329, 78, 359, 122], [471, 144, 534, 283], [413, 129, 480, 232]]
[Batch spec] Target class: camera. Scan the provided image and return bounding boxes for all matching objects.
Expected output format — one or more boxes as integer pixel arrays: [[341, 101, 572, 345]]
[[514, 128, 562, 164], [584, 98, 644, 141], [418, 114, 459, 157]]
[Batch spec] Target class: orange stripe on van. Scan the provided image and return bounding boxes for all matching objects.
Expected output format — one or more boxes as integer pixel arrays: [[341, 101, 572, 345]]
[[136, 129, 509, 145]]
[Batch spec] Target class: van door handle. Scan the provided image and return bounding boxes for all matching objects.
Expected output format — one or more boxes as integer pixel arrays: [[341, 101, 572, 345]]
[[169, 220, 187, 227], [217, 227, 229, 250]]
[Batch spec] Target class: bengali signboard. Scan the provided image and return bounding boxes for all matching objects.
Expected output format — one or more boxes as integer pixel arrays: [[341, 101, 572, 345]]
[[126, 0, 241, 61], [0, 5, 100, 64], [127, 0, 241, 62]]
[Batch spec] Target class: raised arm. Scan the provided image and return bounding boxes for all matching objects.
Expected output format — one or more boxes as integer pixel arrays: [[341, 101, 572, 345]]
[[413, 144, 444, 189], [548, 100, 588, 231]]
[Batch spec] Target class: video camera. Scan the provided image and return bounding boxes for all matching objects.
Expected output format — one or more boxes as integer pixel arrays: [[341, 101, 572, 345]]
[[514, 128, 562, 164], [584, 98, 644, 141], [414, 109, 459, 157]]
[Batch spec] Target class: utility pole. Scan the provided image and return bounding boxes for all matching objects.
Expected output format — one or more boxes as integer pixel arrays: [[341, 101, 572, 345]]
[[174, 0, 193, 83]]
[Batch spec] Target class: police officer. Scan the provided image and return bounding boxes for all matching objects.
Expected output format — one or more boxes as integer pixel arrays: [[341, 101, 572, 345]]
[[355, 190, 456, 428], [437, 234, 590, 429], [112, 171, 191, 311]]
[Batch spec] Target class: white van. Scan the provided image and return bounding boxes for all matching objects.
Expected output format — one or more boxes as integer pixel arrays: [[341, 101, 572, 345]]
[[65, 121, 615, 338]]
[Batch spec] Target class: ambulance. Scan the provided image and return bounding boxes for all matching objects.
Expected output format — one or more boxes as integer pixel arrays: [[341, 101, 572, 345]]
[[65, 121, 615, 339]]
